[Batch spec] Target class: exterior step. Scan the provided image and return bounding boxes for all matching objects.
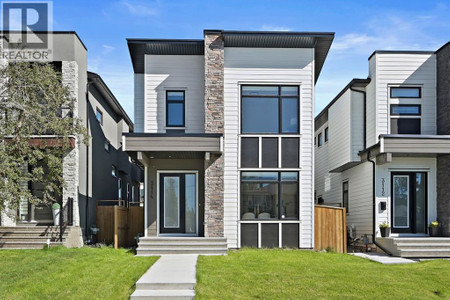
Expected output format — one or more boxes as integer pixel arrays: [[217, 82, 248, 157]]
[[136, 248, 227, 256], [399, 249, 450, 258], [0, 236, 67, 242], [392, 237, 450, 244], [137, 242, 226, 249], [396, 243, 450, 249], [139, 237, 227, 243], [0, 241, 63, 249], [130, 289, 194, 299], [136, 282, 195, 291]]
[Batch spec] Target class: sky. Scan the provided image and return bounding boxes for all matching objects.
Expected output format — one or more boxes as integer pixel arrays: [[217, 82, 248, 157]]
[[48, 0, 450, 120]]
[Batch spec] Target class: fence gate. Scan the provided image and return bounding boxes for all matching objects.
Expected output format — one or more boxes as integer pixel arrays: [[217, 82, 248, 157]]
[[314, 205, 347, 253]]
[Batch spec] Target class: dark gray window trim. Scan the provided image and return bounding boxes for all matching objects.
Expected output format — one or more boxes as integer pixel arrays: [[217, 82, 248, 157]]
[[390, 86, 421, 98], [318, 132, 323, 147], [112, 165, 117, 177], [240, 171, 299, 220], [104, 139, 111, 152], [240, 85, 300, 134], [324, 127, 329, 142], [342, 181, 349, 213], [166, 90, 185, 128], [390, 104, 421, 116]]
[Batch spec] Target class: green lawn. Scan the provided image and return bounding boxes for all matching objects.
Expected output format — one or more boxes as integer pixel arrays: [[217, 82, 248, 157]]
[[196, 249, 450, 299], [0, 247, 157, 300]]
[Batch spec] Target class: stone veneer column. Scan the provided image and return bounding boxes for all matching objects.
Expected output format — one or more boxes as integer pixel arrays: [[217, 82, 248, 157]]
[[62, 61, 80, 227], [203, 31, 224, 237], [436, 43, 450, 237]]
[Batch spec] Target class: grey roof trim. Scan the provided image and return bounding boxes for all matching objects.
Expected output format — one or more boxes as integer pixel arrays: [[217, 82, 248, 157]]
[[436, 41, 450, 53], [380, 134, 450, 139], [315, 78, 371, 129], [123, 132, 222, 138], [368, 50, 434, 60], [127, 39, 204, 73], [88, 71, 134, 131], [329, 161, 362, 173], [127, 30, 335, 81], [0, 30, 87, 50]]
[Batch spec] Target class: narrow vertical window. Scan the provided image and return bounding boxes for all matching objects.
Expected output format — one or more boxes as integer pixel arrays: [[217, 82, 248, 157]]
[[343, 181, 349, 213], [96, 108, 103, 125], [318, 133, 323, 147], [166, 91, 185, 127], [324, 127, 329, 142]]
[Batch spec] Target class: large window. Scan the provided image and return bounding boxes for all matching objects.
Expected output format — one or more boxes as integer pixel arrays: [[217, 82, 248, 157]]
[[390, 104, 421, 134], [166, 91, 185, 127], [241, 85, 299, 134], [240, 137, 299, 168], [241, 172, 298, 220]]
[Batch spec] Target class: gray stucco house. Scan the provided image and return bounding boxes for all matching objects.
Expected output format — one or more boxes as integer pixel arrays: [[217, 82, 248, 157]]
[[0, 32, 142, 248], [123, 29, 334, 254]]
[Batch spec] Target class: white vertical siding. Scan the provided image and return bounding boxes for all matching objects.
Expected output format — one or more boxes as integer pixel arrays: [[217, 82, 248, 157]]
[[224, 48, 315, 248], [373, 53, 436, 137], [134, 74, 145, 132], [144, 55, 205, 133], [366, 57, 377, 147], [350, 91, 365, 160]]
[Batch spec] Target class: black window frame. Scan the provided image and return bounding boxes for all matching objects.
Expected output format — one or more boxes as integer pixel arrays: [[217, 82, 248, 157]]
[[240, 171, 299, 220], [342, 181, 349, 213], [390, 104, 421, 116], [96, 108, 103, 125], [104, 140, 111, 152], [240, 85, 300, 134], [318, 132, 323, 147], [390, 87, 421, 98], [324, 127, 329, 142], [166, 90, 185, 128], [112, 165, 117, 177]]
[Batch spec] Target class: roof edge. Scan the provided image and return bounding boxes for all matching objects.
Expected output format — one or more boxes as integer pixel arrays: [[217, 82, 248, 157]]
[[368, 50, 435, 60], [0, 30, 87, 51], [436, 41, 450, 53]]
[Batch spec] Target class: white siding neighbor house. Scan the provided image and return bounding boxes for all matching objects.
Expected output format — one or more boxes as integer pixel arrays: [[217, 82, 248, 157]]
[[314, 43, 450, 257], [123, 30, 334, 253]]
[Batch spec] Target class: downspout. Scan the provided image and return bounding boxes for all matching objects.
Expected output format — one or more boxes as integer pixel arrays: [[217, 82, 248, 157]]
[[350, 87, 366, 149], [85, 79, 93, 241], [367, 150, 392, 255]]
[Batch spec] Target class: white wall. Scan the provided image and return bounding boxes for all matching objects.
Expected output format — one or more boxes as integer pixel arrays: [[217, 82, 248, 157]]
[[328, 90, 351, 170], [350, 91, 365, 160], [223, 47, 315, 248], [134, 74, 145, 132], [369, 53, 436, 142], [144, 55, 205, 133]]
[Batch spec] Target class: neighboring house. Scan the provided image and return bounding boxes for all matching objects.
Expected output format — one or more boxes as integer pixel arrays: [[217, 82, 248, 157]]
[[314, 42, 450, 257], [0, 32, 142, 247], [123, 29, 334, 253]]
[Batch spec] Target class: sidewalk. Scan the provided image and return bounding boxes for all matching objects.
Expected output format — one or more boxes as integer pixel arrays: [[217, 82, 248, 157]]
[[131, 254, 198, 299], [350, 252, 417, 264]]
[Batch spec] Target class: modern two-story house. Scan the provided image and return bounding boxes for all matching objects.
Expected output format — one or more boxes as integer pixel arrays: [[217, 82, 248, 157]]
[[0, 32, 142, 248], [314, 42, 450, 257], [123, 30, 334, 254]]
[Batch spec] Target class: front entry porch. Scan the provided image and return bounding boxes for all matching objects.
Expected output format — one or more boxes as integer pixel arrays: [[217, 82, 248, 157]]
[[377, 237, 450, 258]]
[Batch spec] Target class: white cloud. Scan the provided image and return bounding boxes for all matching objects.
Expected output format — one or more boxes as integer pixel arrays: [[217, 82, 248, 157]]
[[102, 45, 116, 55], [260, 25, 292, 31], [119, 1, 159, 17]]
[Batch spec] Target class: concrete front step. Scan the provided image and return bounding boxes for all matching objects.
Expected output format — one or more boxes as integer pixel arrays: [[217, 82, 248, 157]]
[[392, 238, 450, 244], [137, 248, 227, 256], [139, 237, 227, 243], [0, 241, 63, 249], [138, 242, 226, 249], [0, 237, 67, 242], [396, 243, 450, 249], [399, 249, 450, 258], [130, 289, 195, 299]]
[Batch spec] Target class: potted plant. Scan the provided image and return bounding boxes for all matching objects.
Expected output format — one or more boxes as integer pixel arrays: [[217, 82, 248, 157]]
[[429, 221, 439, 237], [379, 222, 390, 237], [52, 203, 60, 226]]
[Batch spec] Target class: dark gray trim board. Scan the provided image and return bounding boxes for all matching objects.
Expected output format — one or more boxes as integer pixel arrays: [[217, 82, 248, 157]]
[[368, 50, 435, 60]]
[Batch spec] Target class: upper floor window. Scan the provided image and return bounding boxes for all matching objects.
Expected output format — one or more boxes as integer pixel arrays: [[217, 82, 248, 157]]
[[112, 165, 117, 177], [318, 132, 323, 147], [390, 104, 421, 134], [343, 181, 349, 213], [241, 85, 299, 134], [96, 108, 103, 125], [324, 127, 329, 142], [390, 87, 421, 98], [166, 91, 185, 127], [104, 140, 111, 152]]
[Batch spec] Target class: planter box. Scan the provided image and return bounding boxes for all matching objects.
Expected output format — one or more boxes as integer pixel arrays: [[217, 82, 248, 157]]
[[380, 227, 390, 237], [429, 226, 439, 237]]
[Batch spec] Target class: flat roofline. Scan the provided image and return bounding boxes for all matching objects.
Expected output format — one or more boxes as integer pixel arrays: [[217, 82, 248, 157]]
[[205, 29, 335, 36], [0, 30, 87, 51], [368, 50, 434, 60], [127, 38, 204, 43], [123, 132, 223, 138], [380, 134, 450, 139], [314, 78, 371, 127]]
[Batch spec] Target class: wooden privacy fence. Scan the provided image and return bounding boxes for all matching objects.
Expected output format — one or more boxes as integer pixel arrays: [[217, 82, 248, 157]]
[[96, 201, 144, 249], [314, 205, 347, 253]]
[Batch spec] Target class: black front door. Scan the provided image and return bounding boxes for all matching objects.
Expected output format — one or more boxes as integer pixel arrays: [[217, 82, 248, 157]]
[[391, 172, 427, 234]]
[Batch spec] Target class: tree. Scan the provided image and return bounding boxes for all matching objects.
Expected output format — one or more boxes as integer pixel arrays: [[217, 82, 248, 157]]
[[0, 62, 88, 221]]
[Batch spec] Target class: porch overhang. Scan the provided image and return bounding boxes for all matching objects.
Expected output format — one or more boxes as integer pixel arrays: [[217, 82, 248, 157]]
[[122, 133, 223, 163], [359, 134, 450, 164]]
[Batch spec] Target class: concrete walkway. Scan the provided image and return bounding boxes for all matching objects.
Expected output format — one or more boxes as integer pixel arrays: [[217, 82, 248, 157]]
[[350, 252, 417, 264], [131, 254, 198, 299]]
